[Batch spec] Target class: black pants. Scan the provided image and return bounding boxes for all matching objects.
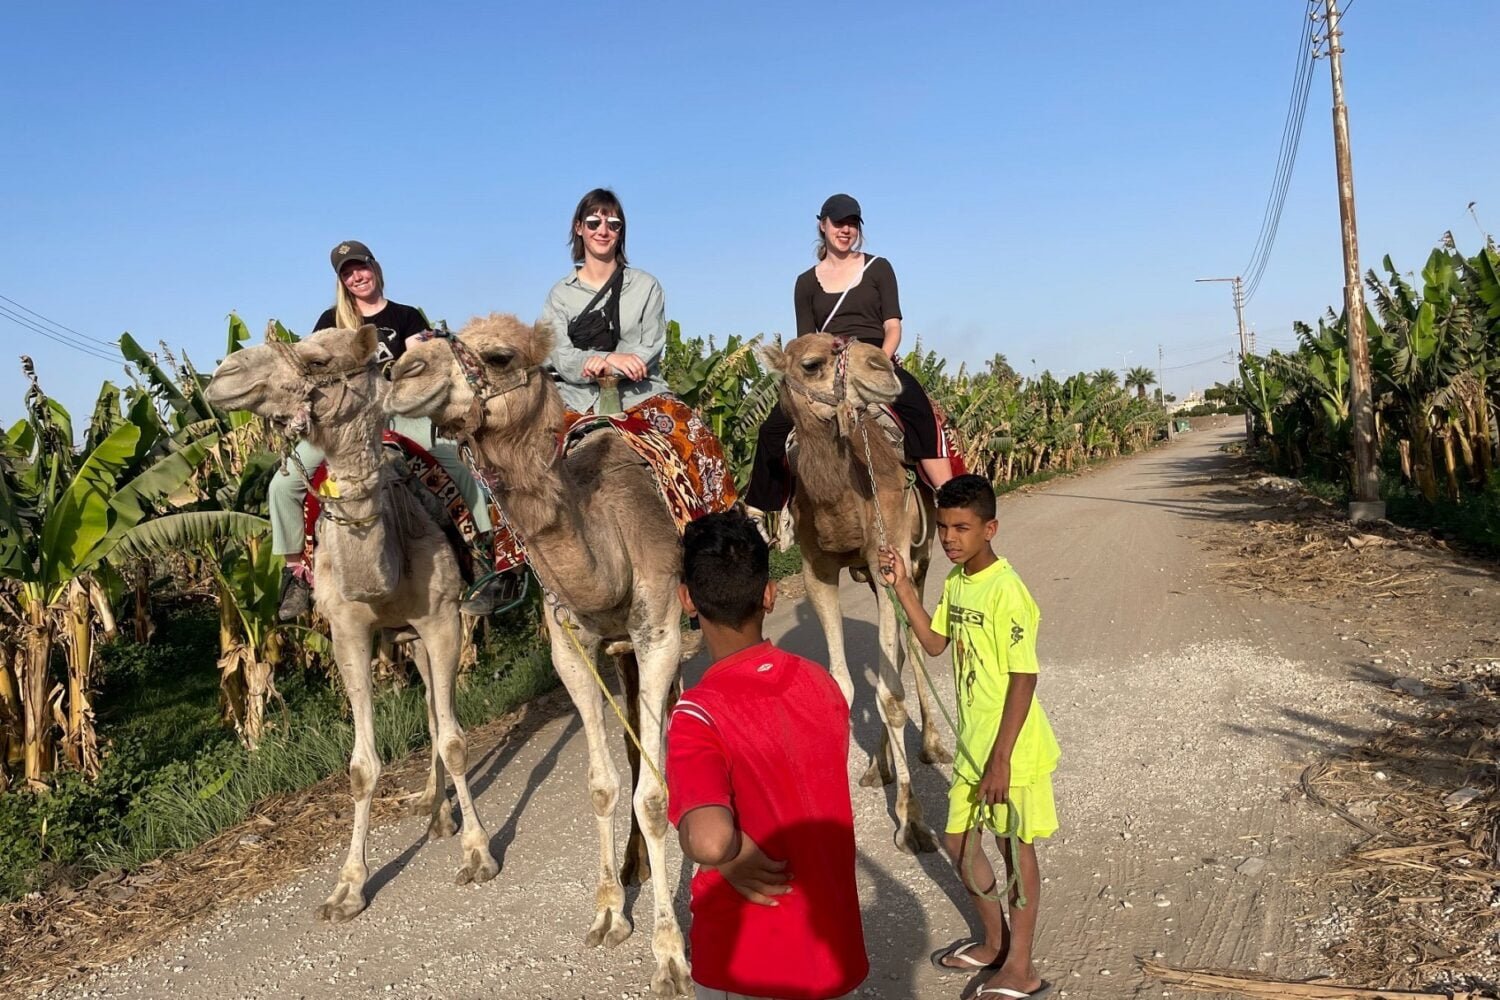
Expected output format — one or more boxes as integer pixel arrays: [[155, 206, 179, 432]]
[[744, 364, 941, 510]]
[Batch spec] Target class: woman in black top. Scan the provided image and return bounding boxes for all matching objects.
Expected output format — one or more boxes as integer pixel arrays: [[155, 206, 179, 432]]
[[744, 195, 954, 526], [270, 240, 507, 619]]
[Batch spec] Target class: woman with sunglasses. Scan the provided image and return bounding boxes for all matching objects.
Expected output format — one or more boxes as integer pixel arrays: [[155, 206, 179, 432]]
[[541, 187, 738, 509], [270, 240, 509, 620], [542, 188, 671, 412], [744, 194, 957, 537]]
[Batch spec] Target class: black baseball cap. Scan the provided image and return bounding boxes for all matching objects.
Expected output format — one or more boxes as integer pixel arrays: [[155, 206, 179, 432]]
[[330, 240, 376, 272], [818, 193, 862, 223]]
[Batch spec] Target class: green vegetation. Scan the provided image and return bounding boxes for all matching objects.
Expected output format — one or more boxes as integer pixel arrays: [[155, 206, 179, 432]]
[[1226, 237, 1500, 549]]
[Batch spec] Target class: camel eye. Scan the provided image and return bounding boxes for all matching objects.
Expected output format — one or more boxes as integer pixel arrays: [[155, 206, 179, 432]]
[[482, 350, 514, 369], [306, 355, 329, 368], [800, 359, 823, 375]]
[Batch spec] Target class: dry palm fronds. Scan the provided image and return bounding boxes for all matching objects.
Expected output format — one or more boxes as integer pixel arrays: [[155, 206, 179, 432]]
[[1141, 958, 1491, 999]]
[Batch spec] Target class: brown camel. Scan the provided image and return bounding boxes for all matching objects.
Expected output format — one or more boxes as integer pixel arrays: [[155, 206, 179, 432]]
[[205, 325, 498, 923], [761, 333, 947, 855], [386, 315, 691, 997]]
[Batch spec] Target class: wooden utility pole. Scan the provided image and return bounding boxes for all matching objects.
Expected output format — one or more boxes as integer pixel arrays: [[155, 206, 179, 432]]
[[1324, 0, 1385, 521], [1195, 275, 1252, 445], [1160, 343, 1174, 439]]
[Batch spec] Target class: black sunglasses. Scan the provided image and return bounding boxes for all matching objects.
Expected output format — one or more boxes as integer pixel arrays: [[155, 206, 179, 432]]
[[583, 214, 624, 233]]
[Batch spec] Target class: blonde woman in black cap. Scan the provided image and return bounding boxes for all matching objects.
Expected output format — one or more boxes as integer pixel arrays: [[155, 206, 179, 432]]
[[744, 194, 956, 536], [269, 240, 507, 619]]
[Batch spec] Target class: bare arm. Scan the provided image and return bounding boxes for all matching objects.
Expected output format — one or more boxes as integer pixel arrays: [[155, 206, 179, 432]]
[[877, 545, 948, 656], [882, 317, 902, 358], [977, 673, 1037, 805], [677, 806, 790, 906]]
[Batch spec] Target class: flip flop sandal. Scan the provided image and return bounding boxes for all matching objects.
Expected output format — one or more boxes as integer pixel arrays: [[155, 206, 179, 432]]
[[975, 982, 1054, 999], [928, 940, 1002, 976]]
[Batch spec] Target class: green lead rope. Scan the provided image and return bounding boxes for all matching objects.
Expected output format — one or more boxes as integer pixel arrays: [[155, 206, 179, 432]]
[[884, 582, 1026, 908]]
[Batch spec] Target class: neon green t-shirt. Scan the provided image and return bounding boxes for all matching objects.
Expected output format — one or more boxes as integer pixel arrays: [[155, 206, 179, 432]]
[[932, 556, 1061, 784]]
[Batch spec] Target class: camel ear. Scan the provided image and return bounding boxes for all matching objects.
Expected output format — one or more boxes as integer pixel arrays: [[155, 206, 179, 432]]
[[354, 324, 380, 361], [531, 320, 556, 367], [759, 342, 787, 375]]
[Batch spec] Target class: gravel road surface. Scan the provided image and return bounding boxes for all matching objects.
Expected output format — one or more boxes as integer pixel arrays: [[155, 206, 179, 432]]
[[58, 426, 1386, 999]]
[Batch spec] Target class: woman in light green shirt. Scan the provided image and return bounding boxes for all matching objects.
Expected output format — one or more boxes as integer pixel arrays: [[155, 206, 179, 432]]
[[541, 188, 671, 414]]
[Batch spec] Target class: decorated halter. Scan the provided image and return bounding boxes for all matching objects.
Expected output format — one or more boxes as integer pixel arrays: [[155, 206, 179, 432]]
[[780, 335, 888, 439], [415, 326, 541, 434], [268, 338, 379, 439]]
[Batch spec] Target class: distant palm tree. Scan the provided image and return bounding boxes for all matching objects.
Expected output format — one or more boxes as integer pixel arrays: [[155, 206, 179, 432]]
[[1092, 368, 1119, 389], [1125, 366, 1158, 400]]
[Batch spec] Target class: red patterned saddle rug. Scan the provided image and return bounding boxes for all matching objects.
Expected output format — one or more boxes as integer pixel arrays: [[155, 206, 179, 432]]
[[301, 431, 483, 582], [560, 393, 739, 531]]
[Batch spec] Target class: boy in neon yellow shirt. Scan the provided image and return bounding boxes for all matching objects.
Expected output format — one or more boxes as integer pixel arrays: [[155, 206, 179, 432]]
[[880, 474, 1059, 1000]]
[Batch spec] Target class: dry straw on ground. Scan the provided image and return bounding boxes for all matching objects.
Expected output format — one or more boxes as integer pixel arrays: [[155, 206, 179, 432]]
[[0, 689, 574, 997], [1190, 467, 1500, 997]]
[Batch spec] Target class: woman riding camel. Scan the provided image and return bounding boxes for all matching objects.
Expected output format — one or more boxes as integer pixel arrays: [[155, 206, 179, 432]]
[[541, 188, 736, 512], [270, 239, 511, 619], [744, 193, 956, 534]]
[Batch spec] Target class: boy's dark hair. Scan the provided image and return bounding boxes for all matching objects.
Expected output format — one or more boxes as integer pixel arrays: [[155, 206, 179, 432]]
[[936, 474, 997, 521], [681, 510, 770, 628]]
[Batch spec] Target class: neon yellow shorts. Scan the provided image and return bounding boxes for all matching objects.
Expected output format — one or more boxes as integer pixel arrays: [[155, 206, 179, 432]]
[[946, 774, 1058, 841]]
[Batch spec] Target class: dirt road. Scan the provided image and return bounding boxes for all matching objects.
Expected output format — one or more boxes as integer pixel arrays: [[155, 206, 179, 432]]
[[58, 426, 1394, 999]]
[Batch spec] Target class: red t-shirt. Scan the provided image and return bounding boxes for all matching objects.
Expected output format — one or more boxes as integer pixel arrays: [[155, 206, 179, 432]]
[[666, 642, 867, 1000]]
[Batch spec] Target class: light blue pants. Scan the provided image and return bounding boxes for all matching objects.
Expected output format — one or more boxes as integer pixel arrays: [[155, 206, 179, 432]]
[[267, 415, 492, 556]]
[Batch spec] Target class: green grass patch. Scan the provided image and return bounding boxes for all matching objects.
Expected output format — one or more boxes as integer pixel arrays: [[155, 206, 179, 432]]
[[0, 608, 554, 901]]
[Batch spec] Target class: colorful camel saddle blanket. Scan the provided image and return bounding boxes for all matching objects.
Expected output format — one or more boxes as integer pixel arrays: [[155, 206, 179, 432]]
[[301, 431, 483, 581], [561, 393, 739, 531]]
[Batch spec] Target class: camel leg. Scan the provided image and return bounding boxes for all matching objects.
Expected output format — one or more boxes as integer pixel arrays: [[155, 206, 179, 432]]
[[874, 585, 938, 855], [614, 652, 651, 888], [404, 639, 456, 838], [545, 616, 632, 949], [803, 558, 854, 704], [905, 569, 952, 766], [629, 621, 691, 997], [417, 611, 498, 886], [318, 622, 380, 923], [804, 557, 893, 787]]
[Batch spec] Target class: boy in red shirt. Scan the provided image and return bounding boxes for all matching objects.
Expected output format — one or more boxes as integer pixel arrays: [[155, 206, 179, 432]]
[[667, 510, 868, 1000]]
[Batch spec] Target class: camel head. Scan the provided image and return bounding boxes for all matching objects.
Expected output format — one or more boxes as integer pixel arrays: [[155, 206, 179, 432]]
[[386, 313, 555, 438], [206, 325, 383, 436], [761, 334, 900, 426]]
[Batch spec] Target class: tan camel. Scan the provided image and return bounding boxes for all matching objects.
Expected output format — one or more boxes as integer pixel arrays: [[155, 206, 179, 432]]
[[386, 315, 691, 997], [205, 325, 498, 923], [761, 333, 946, 855]]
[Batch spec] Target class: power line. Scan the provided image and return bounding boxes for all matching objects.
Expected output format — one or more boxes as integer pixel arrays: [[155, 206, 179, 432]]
[[0, 305, 122, 365], [1241, 2, 1318, 304], [1161, 350, 1236, 373], [0, 292, 119, 349]]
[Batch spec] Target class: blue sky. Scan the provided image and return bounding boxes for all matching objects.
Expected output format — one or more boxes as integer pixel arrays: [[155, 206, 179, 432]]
[[3, 1, 1496, 425]]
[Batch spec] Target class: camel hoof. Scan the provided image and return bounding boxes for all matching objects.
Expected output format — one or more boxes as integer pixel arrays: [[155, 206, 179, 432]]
[[895, 821, 940, 856], [920, 742, 954, 766], [651, 955, 693, 996], [427, 806, 458, 840], [858, 765, 884, 788], [316, 883, 368, 923], [454, 847, 500, 886], [401, 791, 436, 817], [585, 907, 633, 948]]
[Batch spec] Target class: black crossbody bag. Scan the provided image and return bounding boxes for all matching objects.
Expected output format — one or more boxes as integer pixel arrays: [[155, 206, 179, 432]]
[[566, 265, 625, 352]]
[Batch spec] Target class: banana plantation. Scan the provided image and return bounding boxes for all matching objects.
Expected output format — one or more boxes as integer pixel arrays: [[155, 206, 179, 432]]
[[1230, 237, 1500, 541], [0, 317, 1168, 899]]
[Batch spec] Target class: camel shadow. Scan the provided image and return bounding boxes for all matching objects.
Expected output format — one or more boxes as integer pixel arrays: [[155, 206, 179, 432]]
[[362, 700, 579, 903], [478, 714, 582, 867]]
